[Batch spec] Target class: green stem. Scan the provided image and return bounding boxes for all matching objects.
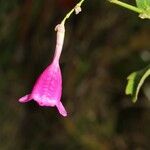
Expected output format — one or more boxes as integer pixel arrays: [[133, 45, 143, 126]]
[[61, 0, 85, 25], [109, 0, 143, 14]]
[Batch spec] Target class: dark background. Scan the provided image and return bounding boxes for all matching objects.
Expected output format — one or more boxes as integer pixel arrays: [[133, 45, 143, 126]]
[[0, 0, 150, 150]]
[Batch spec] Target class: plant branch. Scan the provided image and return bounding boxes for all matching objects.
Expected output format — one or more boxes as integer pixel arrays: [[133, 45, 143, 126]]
[[109, 0, 143, 14], [61, 0, 85, 25]]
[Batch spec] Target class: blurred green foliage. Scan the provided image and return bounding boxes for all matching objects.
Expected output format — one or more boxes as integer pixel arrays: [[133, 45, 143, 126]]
[[126, 65, 150, 102], [136, 0, 150, 10], [0, 0, 150, 150]]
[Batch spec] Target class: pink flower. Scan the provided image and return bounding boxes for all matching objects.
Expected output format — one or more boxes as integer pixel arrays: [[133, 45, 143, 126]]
[[19, 24, 67, 117]]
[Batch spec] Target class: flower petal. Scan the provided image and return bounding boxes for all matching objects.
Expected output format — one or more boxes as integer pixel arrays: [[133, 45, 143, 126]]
[[19, 94, 32, 103], [56, 102, 67, 117]]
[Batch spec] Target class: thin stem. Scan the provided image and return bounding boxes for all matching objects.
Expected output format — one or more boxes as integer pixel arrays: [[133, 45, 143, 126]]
[[61, 0, 85, 25], [109, 0, 143, 14]]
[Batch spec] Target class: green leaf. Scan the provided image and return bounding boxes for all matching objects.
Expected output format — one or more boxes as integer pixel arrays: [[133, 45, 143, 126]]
[[136, 0, 150, 19], [136, 0, 150, 10], [125, 65, 150, 103]]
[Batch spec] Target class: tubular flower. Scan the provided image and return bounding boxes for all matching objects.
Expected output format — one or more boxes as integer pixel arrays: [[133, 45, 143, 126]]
[[19, 23, 67, 117]]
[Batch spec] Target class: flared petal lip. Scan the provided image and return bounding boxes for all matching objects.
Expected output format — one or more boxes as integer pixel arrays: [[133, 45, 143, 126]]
[[19, 93, 58, 107], [19, 94, 67, 117]]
